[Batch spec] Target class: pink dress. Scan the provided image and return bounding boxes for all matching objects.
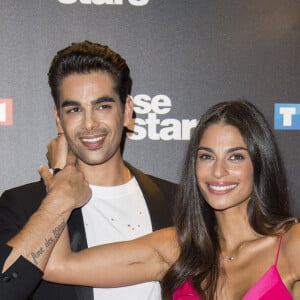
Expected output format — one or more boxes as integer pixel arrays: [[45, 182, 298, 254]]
[[173, 236, 292, 300]]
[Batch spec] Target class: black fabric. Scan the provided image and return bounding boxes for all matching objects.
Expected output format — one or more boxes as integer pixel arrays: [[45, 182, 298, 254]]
[[0, 245, 43, 300]]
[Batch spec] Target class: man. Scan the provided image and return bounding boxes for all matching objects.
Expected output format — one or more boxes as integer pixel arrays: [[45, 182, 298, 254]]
[[0, 41, 176, 299]]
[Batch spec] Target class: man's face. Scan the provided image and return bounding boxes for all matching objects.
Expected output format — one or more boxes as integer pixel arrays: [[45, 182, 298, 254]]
[[55, 71, 132, 166]]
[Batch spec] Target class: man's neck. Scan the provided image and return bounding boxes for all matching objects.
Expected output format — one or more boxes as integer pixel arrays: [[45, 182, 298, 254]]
[[76, 159, 131, 186]]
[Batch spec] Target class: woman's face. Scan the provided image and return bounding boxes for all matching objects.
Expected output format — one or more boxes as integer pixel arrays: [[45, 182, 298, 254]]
[[195, 123, 254, 211]]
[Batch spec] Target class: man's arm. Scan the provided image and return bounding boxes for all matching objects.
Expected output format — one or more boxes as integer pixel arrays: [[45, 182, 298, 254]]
[[3, 165, 90, 271], [0, 154, 91, 299]]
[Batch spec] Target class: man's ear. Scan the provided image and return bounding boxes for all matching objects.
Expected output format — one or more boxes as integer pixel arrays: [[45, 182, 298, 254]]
[[53, 106, 64, 134], [123, 95, 134, 128]]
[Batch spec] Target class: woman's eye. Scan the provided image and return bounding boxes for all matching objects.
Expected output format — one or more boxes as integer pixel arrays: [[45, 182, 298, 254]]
[[199, 154, 213, 160], [229, 154, 244, 161]]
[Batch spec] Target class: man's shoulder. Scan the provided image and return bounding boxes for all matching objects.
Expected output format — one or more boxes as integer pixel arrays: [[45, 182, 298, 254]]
[[1, 180, 46, 203], [146, 174, 177, 188], [0, 181, 47, 230], [126, 162, 177, 187], [126, 162, 178, 196]]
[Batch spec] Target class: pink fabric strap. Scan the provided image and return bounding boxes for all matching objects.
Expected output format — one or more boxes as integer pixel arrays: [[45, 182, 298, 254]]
[[274, 236, 283, 266]]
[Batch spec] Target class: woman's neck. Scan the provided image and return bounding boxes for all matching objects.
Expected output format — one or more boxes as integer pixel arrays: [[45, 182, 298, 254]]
[[215, 206, 261, 253]]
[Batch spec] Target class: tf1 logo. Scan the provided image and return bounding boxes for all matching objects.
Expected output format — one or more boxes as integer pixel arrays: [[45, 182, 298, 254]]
[[0, 99, 13, 126], [274, 103, 300, 130]]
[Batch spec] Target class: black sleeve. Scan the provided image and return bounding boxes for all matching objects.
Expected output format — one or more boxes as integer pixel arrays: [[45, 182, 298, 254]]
[[0, 244, 43, 300], [0, 183, 45, 299]]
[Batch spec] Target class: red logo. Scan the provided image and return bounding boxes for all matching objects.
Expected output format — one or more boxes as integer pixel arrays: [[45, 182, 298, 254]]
[[0, 98, 13, 125]]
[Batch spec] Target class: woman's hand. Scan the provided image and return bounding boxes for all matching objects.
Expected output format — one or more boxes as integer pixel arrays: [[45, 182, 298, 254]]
[[46, 133, 68, 169], [39, 150, 91, 211]]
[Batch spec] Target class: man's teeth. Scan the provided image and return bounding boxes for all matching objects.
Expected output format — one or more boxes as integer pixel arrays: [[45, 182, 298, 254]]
[[82, 136, 104, 142], [209, 184, 237, 191]]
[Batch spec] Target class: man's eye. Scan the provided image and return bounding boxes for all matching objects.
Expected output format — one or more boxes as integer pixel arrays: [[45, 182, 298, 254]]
[[98, 104, 112, 110], [67, 107, 80, 113]]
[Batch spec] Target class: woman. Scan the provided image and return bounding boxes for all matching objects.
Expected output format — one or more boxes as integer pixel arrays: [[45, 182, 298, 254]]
[[43, 100, 300, 299]]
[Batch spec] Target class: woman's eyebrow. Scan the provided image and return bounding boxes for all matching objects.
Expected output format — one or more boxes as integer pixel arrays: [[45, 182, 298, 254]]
[[197, 146, 248, 153]]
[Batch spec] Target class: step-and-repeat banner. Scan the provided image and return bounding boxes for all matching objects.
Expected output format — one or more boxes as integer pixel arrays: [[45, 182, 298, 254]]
[[0, 1, 299, 214]]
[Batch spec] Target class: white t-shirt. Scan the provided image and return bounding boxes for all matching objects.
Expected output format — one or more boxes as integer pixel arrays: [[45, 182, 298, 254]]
[[81, 176, 162, 300]]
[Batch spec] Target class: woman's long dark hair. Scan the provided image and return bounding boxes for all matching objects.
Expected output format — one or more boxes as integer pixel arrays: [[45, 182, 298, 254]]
[[161, 100, 297, 300]]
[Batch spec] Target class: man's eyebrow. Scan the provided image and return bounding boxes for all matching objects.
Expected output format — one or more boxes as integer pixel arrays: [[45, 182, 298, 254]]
[[61, 96, 116, 108], [91, 96, 115, 105], [61, 100, 80, 108]]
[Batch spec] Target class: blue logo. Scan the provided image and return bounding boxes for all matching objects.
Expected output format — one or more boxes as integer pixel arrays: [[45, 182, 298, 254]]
[[274, 103, 300, 130]]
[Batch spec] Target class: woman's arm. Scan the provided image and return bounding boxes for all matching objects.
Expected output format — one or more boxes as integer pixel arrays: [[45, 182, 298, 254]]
[[44, 226, 178, 287]]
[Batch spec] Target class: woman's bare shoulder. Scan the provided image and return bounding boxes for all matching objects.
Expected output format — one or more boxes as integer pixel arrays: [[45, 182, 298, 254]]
[[284, 222, 300, 242], [152, 226, 177, 238], [282, 222, 300, 278], [148, 227, 179, 266]]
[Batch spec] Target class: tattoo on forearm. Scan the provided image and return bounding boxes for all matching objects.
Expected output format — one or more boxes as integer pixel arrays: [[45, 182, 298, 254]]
[[31, 247, 45, 265], [52, 220, 66, 238], [31, 220, 66, 266]]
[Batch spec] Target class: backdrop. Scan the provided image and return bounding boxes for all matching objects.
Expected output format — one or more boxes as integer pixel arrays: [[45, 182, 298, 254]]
[[0, 0, 299, 214]]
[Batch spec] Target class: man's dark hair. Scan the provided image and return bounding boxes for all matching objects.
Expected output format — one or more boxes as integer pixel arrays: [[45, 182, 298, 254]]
[[48, 40, 132, 110]]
